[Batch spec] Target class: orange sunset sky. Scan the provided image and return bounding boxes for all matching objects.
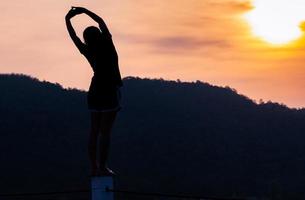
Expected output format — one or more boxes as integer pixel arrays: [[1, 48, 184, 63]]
[[1, 0, 305, 108]]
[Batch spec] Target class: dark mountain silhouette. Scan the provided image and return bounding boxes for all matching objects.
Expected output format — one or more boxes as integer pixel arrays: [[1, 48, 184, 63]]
[[1, 73, 305, 200]]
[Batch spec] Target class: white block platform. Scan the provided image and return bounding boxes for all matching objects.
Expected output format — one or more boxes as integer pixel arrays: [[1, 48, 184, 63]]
[[91, 176, 114, 200]]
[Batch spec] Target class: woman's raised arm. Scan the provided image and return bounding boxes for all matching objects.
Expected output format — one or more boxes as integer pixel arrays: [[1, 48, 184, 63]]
[[65, 9, 86, 53]]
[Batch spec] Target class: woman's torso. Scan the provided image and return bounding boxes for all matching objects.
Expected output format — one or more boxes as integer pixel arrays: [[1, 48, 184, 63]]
[[83, 37, 123, 89]]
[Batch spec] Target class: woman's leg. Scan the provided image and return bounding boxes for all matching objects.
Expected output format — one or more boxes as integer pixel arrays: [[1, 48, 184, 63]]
[[99, 111, 117, 174], [88, 112, 102, 176]]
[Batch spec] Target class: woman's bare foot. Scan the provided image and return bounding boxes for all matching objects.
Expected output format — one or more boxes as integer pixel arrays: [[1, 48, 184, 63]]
[[99, 166, 116, 176], [91, 166, 100, 177], [90, 161, 100, 176]]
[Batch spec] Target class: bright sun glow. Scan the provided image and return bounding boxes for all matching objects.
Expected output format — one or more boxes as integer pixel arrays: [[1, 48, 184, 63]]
[[245, 0, 305, 45]]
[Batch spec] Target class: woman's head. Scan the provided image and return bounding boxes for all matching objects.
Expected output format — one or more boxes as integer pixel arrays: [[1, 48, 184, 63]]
[[83, 26, 102, 46]]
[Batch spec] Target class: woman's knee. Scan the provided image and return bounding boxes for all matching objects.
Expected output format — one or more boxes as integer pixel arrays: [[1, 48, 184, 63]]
[[100, 111, 117, 134], [90, 111, 102, 134]]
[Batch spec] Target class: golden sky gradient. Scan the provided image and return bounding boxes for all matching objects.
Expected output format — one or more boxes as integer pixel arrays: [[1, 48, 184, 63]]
[[1, 0, 305, 108]]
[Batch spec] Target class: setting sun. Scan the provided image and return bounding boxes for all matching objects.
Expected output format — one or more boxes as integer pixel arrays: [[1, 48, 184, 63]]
[[245, 0, 305, 45]]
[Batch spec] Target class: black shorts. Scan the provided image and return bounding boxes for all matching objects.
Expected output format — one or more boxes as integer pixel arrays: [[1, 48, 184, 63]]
[[87, 78, 122, 112]]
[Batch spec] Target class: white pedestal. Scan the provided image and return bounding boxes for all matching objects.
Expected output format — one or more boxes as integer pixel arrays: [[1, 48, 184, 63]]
[[91, 176, 114, 200]]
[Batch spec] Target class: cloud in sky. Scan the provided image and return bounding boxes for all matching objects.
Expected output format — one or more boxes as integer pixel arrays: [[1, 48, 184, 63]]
[[121, 34, 231, 54], [151, 36, 230, 53]]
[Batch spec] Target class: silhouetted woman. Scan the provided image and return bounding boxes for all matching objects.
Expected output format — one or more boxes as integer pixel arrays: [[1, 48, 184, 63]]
[[65, 7, 122, 176]]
